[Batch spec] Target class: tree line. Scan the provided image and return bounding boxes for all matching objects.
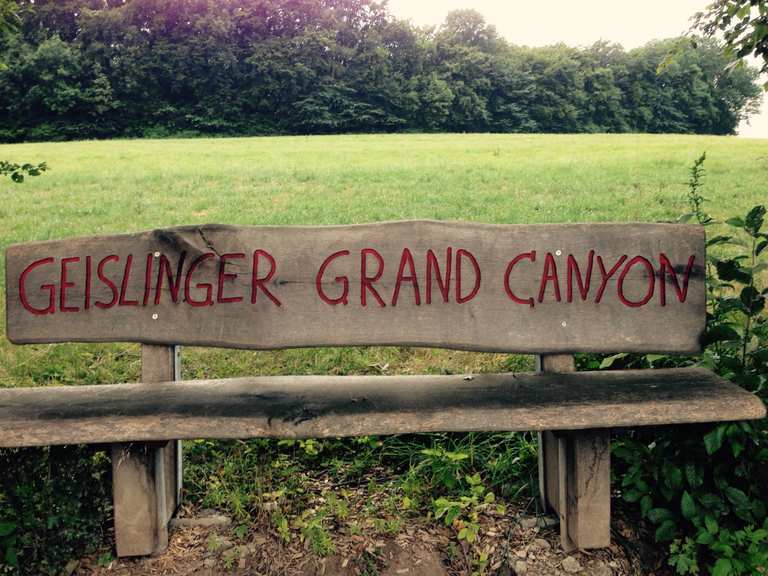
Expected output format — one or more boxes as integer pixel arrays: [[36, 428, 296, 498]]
[[0, 0, 762, 141]]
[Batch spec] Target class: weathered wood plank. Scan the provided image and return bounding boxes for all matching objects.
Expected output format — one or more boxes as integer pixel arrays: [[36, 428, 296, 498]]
[[111, 443, 157, 557], [536, 355, 575, 515], [0, 368, 762, 448], [565, 430, 611, 549], [6, 221, 705, 353], [112, 344, 180, 557]]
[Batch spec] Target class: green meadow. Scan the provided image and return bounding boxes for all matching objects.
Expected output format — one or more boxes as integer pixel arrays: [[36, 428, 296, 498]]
[[1, 133, 767, 573], [0, 133, 766, 388]]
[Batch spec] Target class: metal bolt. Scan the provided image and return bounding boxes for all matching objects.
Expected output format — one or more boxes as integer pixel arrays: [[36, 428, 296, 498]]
[[561, 321, 567, 327], [154, 251, 161, 258], [152, 313, 159, 320], [555, 249, 562, 256]]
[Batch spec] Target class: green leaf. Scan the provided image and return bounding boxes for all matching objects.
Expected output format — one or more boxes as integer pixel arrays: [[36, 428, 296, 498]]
[[724, 216, 745, 228], [740, 286, 765, 314], [712, 558, 734, 576], [655, 519, 677, 542], [663, 463, 683, 491], [640, 495, 653, 517], [725, 487, 751, 516], [599, 353, 627, 369], [717, 297, 748, 314], [0, 522, 15, 537], [705, 515, 719, 535], [757, 239, 768, 255], [444, 507, 461, 526], [731, 441, 744, 458], [685, 463, 703, 488], [624, 488, 643, 503], [736, 4, 751, 19], [648, 507, 674, 523], [704, 426, 726, 455], [716, 259, 752, 284], [700, 493, 724, 512], [744, 205, 766, 235], [707, 234, 733, 246], [681, 491, 697, 520], [4, 544, 17, 566]]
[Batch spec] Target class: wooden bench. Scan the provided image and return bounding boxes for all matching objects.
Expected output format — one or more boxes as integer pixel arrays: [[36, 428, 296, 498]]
[[1, 220, 764, 556]]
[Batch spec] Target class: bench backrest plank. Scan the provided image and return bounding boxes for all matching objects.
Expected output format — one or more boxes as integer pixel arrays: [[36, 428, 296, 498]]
[[5, 220, 705, 353]]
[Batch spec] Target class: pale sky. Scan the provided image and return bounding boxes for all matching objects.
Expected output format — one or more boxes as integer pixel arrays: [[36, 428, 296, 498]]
[[386, 0, 767, 138]]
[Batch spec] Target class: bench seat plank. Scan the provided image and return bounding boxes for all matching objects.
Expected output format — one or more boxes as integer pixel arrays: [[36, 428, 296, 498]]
[[0, 367, 763, 448]]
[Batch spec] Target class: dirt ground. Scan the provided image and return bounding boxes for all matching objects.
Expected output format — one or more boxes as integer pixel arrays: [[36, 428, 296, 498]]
[[72, 508, 666, 576]]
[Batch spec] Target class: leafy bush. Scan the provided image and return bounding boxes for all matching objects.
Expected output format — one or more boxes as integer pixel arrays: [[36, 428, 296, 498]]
[[592, 155, 768, 575], [0, 446, 112, 575]]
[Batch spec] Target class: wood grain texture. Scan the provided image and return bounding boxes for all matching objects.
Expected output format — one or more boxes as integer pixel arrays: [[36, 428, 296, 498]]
[[536, 354, 575, 519], [113, 345, 181, 557], [6, 221, 706, 353], [0, 368, 762, 448], [111, 443, 158, 557], [565, 430, 611, 549]]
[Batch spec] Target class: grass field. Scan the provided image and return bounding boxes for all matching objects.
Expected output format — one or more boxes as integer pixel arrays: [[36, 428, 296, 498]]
[[1, 133, 766, 573], [0, 133, 766, 388]]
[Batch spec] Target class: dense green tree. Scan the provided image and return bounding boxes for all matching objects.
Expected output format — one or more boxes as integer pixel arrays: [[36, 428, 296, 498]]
[[0, 0, 46, 182], [0, 0, 762, 140]]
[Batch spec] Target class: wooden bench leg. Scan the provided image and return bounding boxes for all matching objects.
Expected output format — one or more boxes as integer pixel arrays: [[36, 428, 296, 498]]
[[112, 345, 182, 557], [564, 429, 611, 549], [537, 355, 611, 550]]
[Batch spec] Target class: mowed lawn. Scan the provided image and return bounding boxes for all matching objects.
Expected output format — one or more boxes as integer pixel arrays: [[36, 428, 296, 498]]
[[0, 133, 766, 387]]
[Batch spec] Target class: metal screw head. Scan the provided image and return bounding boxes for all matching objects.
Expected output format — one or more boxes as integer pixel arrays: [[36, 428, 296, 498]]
[[561, 321, 567, 327], [152, 313, 159, 320], [555, 249, 562, 256], [154, 251, 161, 258]]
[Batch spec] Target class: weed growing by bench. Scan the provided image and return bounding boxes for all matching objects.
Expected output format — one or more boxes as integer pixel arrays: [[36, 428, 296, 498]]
[[585, 155, 768, 575]]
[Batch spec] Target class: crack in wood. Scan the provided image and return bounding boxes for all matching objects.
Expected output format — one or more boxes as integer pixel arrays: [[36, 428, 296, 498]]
[[196, 227, 222, 259]]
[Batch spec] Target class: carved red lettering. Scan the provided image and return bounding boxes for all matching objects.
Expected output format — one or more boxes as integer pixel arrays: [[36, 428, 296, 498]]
[[455, 249, 480, 304], [59, 256, 80, 313], [154, 252, 186, 305], [567, 250, 594, 302], [251, 250, 281, 307], [392, 248, 421, 306], [537, 252, 561, 303], [19, 257, 56, 315], [426, 248, 452, 304], [142, 253, 153, 306], [184, 253, 214, 307], [659, 254, 696, 305], [595, 254, 628, 303], [118, 254, 139, 306], [95, 255, 119, 309], [617, 255, 655, 308], [84, 256, 92, 310], [218, 253, 245, 304], [504, 251, 536, 307], [316, 250, 350, 305], [361, 248, 386, 307]]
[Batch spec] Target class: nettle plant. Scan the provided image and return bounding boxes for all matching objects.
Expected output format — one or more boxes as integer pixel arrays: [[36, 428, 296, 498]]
[[586, 154, 767, 576]]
